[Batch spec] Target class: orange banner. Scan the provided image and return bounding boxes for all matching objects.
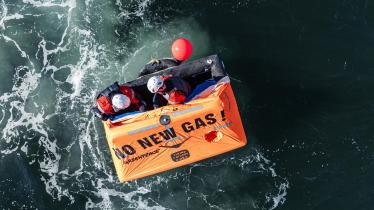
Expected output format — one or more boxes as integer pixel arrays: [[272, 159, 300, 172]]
[[104, 82, 247, 182]]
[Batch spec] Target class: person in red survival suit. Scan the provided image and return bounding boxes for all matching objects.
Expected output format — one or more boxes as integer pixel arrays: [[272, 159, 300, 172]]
[[91, 82, 147, 121], [147, 75, 191, 109]]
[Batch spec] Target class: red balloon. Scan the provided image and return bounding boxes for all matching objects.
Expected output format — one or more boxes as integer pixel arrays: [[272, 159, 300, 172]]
[[171, 38, 193, 61]]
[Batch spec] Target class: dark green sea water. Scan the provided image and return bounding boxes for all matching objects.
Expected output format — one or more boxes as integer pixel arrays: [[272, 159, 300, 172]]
[[1, 0, 374, 209]]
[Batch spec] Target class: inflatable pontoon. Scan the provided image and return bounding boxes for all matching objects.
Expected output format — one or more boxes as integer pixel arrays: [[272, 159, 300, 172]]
[[103, 55, 247, 182]]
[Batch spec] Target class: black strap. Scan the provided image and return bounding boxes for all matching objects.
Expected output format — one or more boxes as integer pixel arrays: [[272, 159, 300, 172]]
[[97, 82, 121, 99]]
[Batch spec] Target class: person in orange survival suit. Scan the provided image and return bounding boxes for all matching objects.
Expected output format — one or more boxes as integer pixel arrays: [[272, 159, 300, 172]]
[[147, 75, 191, 109], [91, 82, 147, 121]]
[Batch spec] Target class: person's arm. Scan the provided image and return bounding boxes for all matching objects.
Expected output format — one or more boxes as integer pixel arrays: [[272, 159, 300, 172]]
[[94, 95, 115, 120], [168, 90, 187, 105], [153, 93, 167, 109], [134, 91, 147, 112], [91, 107, 110, 121]]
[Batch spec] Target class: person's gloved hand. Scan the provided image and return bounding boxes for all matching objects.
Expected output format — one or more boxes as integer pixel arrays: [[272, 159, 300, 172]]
[[139, 104, 146, 112], [101, 114, 109, 121], [139, 101, 147, 112], [91, 107, 108, 121], [148, 59, 160, 65]]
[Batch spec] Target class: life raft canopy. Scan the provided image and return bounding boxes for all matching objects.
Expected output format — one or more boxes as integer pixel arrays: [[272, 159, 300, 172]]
[[103, 55, 247, 182]]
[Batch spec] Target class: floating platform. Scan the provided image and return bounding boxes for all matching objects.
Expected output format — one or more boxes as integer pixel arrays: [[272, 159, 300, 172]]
[[103, 55, 247, 182]]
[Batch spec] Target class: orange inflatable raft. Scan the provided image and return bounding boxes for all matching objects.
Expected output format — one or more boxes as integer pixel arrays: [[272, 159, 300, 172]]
[[103, 55, 247, 182]]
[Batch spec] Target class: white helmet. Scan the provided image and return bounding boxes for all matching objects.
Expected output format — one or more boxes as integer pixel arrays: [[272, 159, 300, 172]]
[[147, 76, 164, 93], [112, 94, 131, 111]]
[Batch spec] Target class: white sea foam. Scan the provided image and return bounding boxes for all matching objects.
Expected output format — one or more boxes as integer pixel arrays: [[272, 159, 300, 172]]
[[116, 0, 154, 26], [238, 150, 289, 209], [0, 8, 24, 30], [22, 0, 73, 8], [268, 181, 289, 210], [0, 0, 8, 29], [136, 149, 289, 210], [0, 0, 286, 209], [0, 0, 169, 208]]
